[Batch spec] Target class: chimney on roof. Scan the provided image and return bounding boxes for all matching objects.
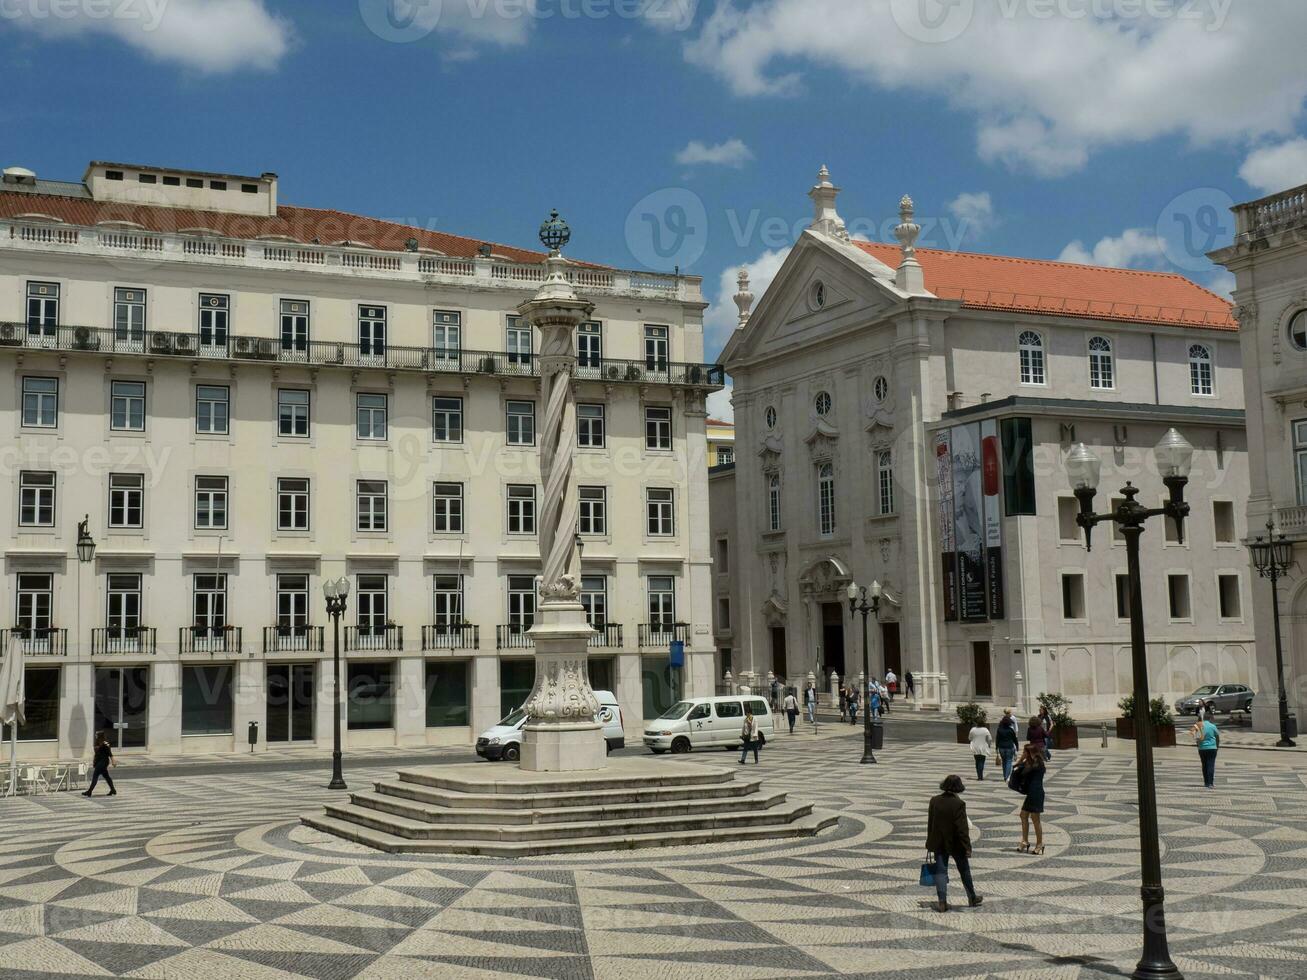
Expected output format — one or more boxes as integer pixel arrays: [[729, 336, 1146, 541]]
[[733, 267, 754, 330], [808, 165, 849, 242], [894, 194, 926, 294]]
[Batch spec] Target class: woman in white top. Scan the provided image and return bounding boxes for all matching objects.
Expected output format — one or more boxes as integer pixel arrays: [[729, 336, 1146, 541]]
[[739, 709, 762, 765], [969, 724, 994, 781]]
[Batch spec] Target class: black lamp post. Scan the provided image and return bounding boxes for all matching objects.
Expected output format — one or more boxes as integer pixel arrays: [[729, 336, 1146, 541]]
[[1249, 519, 1296, 748], [1066, 429, 1192, 980], [323, 576, 350, 790], [846, 580, 883, 765]]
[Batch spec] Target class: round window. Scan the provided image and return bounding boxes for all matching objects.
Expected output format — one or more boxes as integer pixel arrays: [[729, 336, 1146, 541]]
[[1290, 310, 1307, 351], [815, 391, 832, 416], [873, 376, 889, 402], [765, 406, 777, 429], [811, 281, 826, 309]]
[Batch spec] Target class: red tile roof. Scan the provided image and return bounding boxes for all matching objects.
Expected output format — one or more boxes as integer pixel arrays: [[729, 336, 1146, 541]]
[[854, 241, 1236, 331], [0, 190, 563, 265]]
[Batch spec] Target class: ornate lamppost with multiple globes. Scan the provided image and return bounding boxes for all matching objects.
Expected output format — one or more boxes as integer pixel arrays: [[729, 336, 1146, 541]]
[[1065, 428, 1193, 980], [1249, 519, 1296, 747], [322, 577, 350, 790], [845, 581, 884, 765]]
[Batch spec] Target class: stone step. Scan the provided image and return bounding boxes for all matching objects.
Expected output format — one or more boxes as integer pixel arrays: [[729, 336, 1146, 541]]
[[374, 775, 765, 811], [351, 787, 789, 825], [320, 799, 815, 843], [394, 765, 736, 797], [301, 810, 840, 857]]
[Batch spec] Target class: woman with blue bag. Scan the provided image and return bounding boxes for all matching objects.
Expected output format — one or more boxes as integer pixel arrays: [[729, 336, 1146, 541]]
[[923, 774, 983, 912]]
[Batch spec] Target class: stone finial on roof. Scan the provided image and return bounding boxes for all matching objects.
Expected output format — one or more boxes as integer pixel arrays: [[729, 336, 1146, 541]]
[[808, 165, 850, 242], [894, 194, 925, 294], [733, 266, 755, 329]]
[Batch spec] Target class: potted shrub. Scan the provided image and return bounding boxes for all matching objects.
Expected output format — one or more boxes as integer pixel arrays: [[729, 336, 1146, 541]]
[[1117, 695, 1177, 746], [1039, 692, 1079, 750], [956, 702, 988, 744]]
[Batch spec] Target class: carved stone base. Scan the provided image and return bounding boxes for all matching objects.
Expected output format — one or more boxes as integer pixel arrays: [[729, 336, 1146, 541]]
[[521, 599, 606, 773]]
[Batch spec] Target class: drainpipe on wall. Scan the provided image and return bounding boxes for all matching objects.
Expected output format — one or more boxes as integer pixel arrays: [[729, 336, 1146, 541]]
[[1151, 333, 1160, 405]]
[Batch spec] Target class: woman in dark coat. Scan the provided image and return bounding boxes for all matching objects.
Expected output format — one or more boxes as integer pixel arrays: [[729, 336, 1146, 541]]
[[925, 774, 982, 912], [1011, 742, 1046, 854], [82, 731, 117, 798]]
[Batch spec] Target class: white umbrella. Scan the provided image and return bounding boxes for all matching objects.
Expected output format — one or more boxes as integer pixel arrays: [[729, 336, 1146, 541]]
[[0, 641, 25, 796]]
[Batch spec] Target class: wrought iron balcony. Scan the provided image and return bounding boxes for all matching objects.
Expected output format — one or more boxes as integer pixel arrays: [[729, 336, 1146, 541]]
[[4, 627, 67, 657], [587, 623, 623, 649], [345, 624, 404, 652], [179, 626, 243, 655], [263, 625, 325, 654], [422, 624, 479, 651], [0, 322, 725, 390], [638, 623, 690, 649], [496, 624, 534, 649], [91, 627, 157, 656]]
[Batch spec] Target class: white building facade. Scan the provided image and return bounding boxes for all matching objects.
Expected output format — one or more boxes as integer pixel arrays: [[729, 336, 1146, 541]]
[[0, 161, 720, 760], [714, 169, 1253, 716]]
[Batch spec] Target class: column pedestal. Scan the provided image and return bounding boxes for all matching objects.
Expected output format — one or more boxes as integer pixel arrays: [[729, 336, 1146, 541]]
[[521, 600, 606, 773]]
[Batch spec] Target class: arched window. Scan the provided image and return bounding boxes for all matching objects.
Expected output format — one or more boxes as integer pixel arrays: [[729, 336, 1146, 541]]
[[1018, 331, 1045, 385], [877, 450, 895, 515], [768, 474, 782, 531], [817, 463, 835, 536], [1088, 336, 1114, 390], [1189, 344, 1213, 396], [814, 391, 832, 417], [1289, 310, 1307, 351]]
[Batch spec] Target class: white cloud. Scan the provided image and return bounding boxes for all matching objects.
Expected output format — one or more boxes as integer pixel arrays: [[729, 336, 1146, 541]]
[[675, 139, 755, 168], [947, 191, 995, 239], [1240, 139, 1307, 195], [703, 248, 790, 355], [1058, 228, 1167, 269], [706, 385, 735, 423], [1206, 269, 1236, 299], [679, 0, 1307, 176], [1, 0, 291, 73]]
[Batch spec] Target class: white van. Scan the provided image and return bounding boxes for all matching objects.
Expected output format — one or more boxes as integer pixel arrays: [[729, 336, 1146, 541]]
[[642, 695, 776, 754], [475, 690, 625, 762]]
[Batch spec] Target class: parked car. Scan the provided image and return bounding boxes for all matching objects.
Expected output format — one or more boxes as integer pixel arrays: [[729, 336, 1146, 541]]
[[1175, 684, 1254, 716], [642, 695, 776, 754], [475, 690, 625, 762]]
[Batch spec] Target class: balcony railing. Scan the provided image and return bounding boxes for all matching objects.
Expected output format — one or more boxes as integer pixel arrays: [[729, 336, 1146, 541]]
[[1236, 184, 1307, 241], [91, 627, 157, 656], [422, 624, 479, 651], [179, 626, 243, 655], [587, 623, 623, 649], [0, 322, 725, 390], [4, 628, 67, 657], [345, 624, 404, 652], [638, 623, 690, 649], [496, 624, 534, 650], [263, 625, 325, 654]]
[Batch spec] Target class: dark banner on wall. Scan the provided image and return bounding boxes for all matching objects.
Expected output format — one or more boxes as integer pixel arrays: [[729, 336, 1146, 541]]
[[934, 431, 958, 622], [950, 423, 988, 623], [981, 419, 1005, 620]]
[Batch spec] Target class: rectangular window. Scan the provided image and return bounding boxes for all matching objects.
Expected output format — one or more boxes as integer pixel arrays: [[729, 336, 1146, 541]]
[[1000, 417, 1037, 517], [357, 480, 388, 531], [194, 476, 228, 529], [193, 573, 227, 629], [432, 396, 463, 443], [21, 377, 58, 428], [195, 385, 230, 434], [1164, 497, 1182, 544], [1168, 574, 1192, 620], [646, 487, 675, 536], [433, 310, 461, 362], [578, 321, 602, 369], [1218, 574, 1241, 619], [26, 281, 59, 336], [182, 665, 234, 736], [108, 473, 144, 528], [1061, 573, 1086, 620], [113, 288, 146, 347], [506, 315, 532, 365], [276, 574, 309, 628], [716, 446, 735, 465], [647, 575, 675, 625], [718, 597, 732, 630], [644, 324, 669, 372], [277, 478, 310, 531], [581, 575, 607, 627], [1213, 501, 1235, 543], [19, 471, 55, 526], [347, 662, 395, 730], [357, 575, 388, 629], [817, 463, 836, 536], [1115, 573, 1131, 619], [425, 660, 469, 728], [877, 450, 895, 515], [508, 575, 536, 630], [1057, 497, 1081, 541], [716, 538, 729, 573], [16, 573, 53, 632], [768, 474, 782, 531], [578, 403, 606, 448], [507, 484, 536, 535], [110, 381, 146, 431], [645, 406, 672, 450], [278, 389, 310, 438], [106, 573, 141, 634], [359, 305, 386, 358], [506, 400, 535, 446], [198, 293, 229, 351], [433, 482, 463, 533], [356, 392, 387, 440], [280, 299, 309, 354], [1109, 497, 1127, 542], [0, 667, 59, 742], [579, 486, 607, 535], [432, 574, 463, 627]]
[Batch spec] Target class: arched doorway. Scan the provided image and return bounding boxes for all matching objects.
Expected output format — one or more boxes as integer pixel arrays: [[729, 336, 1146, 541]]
[[799, 556, 852, 682]]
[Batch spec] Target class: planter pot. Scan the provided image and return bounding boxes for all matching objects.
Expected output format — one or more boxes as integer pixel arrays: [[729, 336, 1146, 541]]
[[1052, 726, 1079, 750], [956, 723, 971, 744], [1116, 717, 1135, 740], [1114, 718, 1176, 746]]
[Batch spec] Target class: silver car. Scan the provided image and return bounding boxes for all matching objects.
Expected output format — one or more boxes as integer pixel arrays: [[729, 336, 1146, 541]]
[[1175, 684, 1254, 716]]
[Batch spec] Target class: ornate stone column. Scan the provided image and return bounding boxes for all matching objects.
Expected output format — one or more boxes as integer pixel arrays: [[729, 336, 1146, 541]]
[[517, 212, 606, 772]]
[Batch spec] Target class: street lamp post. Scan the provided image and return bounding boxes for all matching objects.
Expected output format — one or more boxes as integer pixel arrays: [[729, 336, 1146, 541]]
[[1066, 428, 1192, 980], [322, 577, 350, 790], [846, 580, 883, 765], [1249, 519, 1296, 748]]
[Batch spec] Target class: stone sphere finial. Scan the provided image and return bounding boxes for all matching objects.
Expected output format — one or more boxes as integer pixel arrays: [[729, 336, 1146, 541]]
[[539, 209, 571, 253]]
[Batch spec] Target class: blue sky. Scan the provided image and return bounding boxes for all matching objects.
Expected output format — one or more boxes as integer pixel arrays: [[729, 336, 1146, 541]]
[[4, 0, 1306, 417]]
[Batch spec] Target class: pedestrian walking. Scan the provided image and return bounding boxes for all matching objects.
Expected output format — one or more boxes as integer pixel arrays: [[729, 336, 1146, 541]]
[[82, 731, 117, 798], [1191, 713, 1220, 788], [1037, 705, 1054, 760], [738, 708, 762, 764], [879, 680, 890, 714], [869, 685, 882, 721], [968, 722, 993, 780], [804, 683, 817, 725], [885, 669, 897, 704], [783, 689, 799, 734], [838, 685, 848, 722], [924, 774, 983, 912], [770, 677, 781, 712], [996, 709, 1019, 782], [848, 688, 859, 726], [1010, 742, 1046, 854], [905, 670, 915, 701]]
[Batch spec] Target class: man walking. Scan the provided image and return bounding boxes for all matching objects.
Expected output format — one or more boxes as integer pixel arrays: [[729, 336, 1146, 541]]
[[82, 731, 117, 798]]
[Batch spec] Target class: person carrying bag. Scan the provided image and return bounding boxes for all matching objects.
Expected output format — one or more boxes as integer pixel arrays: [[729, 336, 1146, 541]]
[[738, 708, 762, 765]]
